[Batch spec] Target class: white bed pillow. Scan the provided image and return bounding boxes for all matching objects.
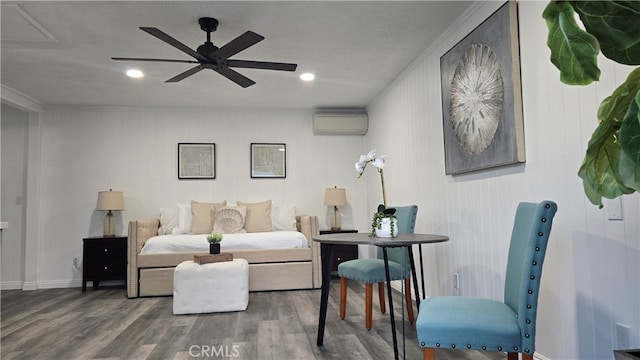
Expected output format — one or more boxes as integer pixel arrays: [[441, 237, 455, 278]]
[[158, 207, 178, 235], [172, 203, 192, 234], [272, 204, 297, 231]]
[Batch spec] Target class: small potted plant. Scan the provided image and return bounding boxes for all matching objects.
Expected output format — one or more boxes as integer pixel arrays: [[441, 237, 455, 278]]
[[371, 206, 397, 238], [206, 232, 223, 254]]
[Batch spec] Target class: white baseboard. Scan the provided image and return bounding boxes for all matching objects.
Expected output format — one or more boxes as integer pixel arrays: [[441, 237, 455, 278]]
[[37, 279, 82, 289], [4, 279, 126, 291], [22, 281, 38, 290], [535, 352, 551, 360], [1, 281, 23, 290]]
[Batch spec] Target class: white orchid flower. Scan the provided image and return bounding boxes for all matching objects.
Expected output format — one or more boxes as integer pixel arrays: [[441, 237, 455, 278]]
[[364, 149, 377, 161], [371, 155, 388, 169], [355, 149, 391, 228], [356, 149, 389, 177]]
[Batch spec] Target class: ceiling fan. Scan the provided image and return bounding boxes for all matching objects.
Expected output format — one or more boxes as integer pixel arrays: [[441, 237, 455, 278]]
[[112, 17, 297, 88]]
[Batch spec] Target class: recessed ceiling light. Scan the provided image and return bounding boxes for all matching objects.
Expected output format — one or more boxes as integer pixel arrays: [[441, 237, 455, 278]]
[[300, 73, 315, 81], [126, 69, 144, 78]]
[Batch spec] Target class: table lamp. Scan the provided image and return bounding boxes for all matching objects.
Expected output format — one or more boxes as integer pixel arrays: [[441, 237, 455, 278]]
[[324, 186, 346, 231], [96, 189, 124, 237]]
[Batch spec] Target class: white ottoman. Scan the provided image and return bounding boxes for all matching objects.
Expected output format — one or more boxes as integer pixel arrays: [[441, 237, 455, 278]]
[[173, 258, 249, 315]]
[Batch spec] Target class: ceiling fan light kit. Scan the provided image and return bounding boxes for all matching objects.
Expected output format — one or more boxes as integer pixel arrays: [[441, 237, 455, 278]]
[[112, 17, 297, 87]]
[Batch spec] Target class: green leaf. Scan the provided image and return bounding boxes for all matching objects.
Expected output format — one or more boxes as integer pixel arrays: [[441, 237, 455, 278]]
[[578, 120, 635, 207], [597, 67, 640, 124], [573, 1, 640, 65], [543, 1, 601, 85], [619, 88, 640, 167], [618, 151, 640, 192], [578, 68, 640, 207]]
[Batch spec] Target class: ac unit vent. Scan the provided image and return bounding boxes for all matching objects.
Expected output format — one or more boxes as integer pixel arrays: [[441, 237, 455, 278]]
[[312, 113, 368, 135]]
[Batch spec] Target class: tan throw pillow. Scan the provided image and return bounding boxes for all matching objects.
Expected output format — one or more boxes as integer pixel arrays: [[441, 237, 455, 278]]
[[237, 200, 272, 232], [213, 206, 247, 234], [190, 200, 226, 234]]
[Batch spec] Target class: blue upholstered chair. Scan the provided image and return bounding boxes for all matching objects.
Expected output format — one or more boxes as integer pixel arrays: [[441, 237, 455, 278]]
[[416, 200, 557, 360], [338, 205, 418, 330]]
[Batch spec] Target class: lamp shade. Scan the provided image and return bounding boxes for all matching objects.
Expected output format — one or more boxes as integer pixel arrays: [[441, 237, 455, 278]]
[[96, 190, 124, 211], [324, 187, 346, 206]]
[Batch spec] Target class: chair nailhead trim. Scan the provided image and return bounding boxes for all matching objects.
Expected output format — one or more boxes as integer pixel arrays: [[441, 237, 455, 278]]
[[530, 275, 535, 280], [420, 342, 425, 346], [497, 346, 503, 351], [436, 343, 440, 348], [527, 304, 532, 309], [514, 347, 519, 351], [525, 333, 530, 338], [526, 319, 531, 324], [538, 232, 543, 236], [535, 247, 540, 251], [451, 344, 456, 349], [532, 261, 537, 265], [467, 344, 471, 349], [545, 204, 551, 208], [525, 348, 530, 353], [541, 217, 547, 222], [528, 290, 533, 294], [482, 346, 487, 350]]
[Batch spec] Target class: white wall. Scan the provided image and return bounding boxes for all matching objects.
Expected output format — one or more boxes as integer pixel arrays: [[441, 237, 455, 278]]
[[365, 1, 639, 360], [33, 106, 368, 286]]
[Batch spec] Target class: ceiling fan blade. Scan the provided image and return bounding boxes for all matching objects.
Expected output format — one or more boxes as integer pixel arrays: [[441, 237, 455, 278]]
[[203, 64, 255, 88], [112, 57, 199, 64], [227, 60, 297, 72], [214, 31, 265, 59], [165, 65, 204, 82], [140, 27, 208, 63]]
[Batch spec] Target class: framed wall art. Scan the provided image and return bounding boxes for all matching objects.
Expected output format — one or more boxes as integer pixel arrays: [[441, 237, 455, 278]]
[[178, 143, 216, 179], [440, 1, 525, 175], [250, 143, 286, 178]]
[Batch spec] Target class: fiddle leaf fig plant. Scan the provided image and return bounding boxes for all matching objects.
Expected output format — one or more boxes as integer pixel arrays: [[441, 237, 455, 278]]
[[543, 1, 640, 208]]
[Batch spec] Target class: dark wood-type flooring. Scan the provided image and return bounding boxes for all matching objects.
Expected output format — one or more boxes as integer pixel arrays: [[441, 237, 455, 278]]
[[1, 280, 506, 360]]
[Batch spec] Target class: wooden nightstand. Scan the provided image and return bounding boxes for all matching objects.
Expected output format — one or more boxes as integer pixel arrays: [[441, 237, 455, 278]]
[[319, 229, 358, 277], [82, 236, 127, 291]]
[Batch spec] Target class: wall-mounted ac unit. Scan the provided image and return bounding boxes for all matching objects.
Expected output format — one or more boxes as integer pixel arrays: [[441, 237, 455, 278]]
[[312, 113, 368, 135]]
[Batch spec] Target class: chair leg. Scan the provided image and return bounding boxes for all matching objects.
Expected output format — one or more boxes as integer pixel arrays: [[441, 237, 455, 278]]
[[423, 347, 435, 360], [378, 282, 386, 314], [507, 353, 532, 360], [365, 283, 373, 330], [339, 277, 347, 320], [405, 278, 415, 323]]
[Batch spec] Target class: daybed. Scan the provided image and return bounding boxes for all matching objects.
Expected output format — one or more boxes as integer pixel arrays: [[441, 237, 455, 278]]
[[127, 214, 321, 298]]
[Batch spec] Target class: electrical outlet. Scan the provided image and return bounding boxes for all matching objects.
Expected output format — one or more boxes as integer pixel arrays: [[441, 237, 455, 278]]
[[606, 198, 624, 220], [453, 273, 460, 289], [616, 323, 630, 349]]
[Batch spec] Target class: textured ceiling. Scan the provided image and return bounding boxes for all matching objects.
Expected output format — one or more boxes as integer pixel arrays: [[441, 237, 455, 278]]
[[1, 1, 474, 109]]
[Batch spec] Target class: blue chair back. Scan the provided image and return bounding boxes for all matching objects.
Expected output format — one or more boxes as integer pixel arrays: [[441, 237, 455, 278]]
[[376, 205, 418, 268], [503, 201, 557, 352]]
